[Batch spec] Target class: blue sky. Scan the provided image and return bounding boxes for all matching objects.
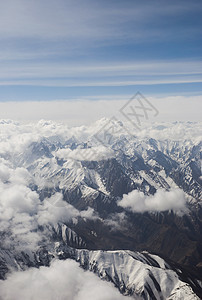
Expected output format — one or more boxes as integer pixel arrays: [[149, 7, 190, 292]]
[[0, 0, 202, 101]]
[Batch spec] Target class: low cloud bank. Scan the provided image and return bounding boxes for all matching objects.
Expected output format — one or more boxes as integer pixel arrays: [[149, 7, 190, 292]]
[[118, 188, 187, 213], [0, 259, 129, 300], [0, 96, 201, 126]]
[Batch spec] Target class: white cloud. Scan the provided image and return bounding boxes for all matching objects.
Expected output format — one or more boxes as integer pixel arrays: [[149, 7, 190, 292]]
[[0, 184, 38, 215], [0, 259, 129, 300], [118, 188, 187, 213]]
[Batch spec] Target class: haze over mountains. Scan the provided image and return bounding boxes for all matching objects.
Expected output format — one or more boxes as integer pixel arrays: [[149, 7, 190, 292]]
[[0, 118, 201, 299]]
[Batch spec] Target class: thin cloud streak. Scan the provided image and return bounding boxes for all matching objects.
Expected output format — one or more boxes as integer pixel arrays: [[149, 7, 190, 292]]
[[0, 78, 201, 87], [1, 60, 202, 77]]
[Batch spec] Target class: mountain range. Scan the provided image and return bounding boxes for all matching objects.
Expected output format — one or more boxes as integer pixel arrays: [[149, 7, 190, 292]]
[[0, 118, 201, 299]]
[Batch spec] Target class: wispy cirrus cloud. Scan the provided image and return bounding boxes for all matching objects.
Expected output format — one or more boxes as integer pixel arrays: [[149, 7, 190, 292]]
[[0, 0, 201, 98], [0, 60, 202, 88]]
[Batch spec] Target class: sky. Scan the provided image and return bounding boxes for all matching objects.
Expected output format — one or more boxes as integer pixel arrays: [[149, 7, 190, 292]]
[[0, 0, 202, 122]]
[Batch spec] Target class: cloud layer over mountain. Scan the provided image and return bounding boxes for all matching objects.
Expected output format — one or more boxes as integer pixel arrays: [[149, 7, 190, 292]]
[[0, 259, 129, 300], [0, 118, 200, 247], [0, 157, 97, 250]]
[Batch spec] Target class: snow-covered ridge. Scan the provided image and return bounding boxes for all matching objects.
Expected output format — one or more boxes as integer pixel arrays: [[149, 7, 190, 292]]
[[74, 249, 200, 299]]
